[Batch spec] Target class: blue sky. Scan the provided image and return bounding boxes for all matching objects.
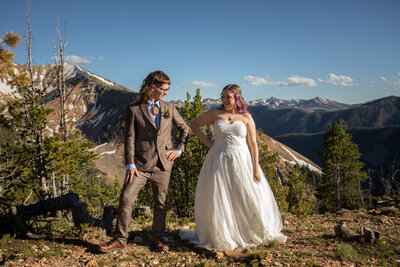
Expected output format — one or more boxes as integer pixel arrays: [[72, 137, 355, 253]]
[[1, 0, 400, 104]]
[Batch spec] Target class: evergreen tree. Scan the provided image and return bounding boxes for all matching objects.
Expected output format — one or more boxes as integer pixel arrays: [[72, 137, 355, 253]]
[[317, 119, 368, 212], [168, 89, 208, 218], [1, 29, 115, 217], [1, 31, 52, 202], [287, 164, 314, 219], [258, 129, 289, 212]]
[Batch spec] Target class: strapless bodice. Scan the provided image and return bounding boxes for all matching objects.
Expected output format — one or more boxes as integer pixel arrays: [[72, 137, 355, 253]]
[[213, 119, 247, 148]]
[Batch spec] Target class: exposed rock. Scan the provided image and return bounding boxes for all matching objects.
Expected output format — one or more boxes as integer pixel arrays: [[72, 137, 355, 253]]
[[334, 223, 381, 243]]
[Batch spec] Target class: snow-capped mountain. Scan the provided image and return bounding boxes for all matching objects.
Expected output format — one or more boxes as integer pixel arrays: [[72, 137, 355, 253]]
[[0, 63, 321, 183], [0, 62, 136, 142], [91, 132, 321, 184], [172, 96, 357, 112]]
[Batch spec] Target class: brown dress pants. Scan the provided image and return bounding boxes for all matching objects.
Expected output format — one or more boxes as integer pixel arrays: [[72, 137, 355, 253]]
[[114, 165, 171, 246]]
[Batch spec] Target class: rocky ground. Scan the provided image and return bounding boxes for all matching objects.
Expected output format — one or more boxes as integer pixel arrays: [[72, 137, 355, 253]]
[[0, 207, 399, 266]]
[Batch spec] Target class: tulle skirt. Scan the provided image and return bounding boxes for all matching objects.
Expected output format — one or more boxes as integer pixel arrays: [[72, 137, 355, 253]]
[[180, 144, 287, 251]]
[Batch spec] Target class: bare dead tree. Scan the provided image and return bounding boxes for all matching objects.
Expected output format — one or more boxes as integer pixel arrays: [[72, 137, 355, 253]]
[[377, 159, 400, 197], [23, 4, 34, 88], [52, 16, 70, 141], [378, 167, 387, 196], [367, 168, 374, 207], [388, 158, 400, 195], [23, 4, 49, 196], [10, 192, 115, 236]]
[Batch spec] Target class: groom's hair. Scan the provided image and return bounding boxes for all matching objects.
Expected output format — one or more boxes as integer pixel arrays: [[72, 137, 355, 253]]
[[139, 71, 171, 103]]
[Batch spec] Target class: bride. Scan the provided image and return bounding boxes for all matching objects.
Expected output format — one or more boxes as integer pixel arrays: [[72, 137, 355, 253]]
[[180, 84, 287, 251]]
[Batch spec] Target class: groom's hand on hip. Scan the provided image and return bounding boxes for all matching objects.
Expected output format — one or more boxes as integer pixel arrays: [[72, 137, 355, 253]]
[[166, 150, 180, 161], [125, 168, 139, 184]]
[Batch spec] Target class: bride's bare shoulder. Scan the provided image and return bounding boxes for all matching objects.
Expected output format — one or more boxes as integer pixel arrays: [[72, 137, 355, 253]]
[[206, 108, 223, 120], [241, 113, 254, 124]]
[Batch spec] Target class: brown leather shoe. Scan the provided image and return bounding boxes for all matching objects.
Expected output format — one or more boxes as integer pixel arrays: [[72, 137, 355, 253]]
[[153, 235, 169, 251], [99, 238, 125, 253]]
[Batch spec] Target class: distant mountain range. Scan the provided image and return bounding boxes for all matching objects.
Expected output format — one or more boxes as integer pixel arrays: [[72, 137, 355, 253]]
[[276, 125, 400, 169], [0, 63, 321, 184], [2, 63, 399, 186], [172, 96, 358, 112], [249, 96, 400, 137]]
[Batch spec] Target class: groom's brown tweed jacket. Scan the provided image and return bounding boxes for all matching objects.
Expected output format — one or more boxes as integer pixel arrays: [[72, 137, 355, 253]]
[[124, 100, 189, 172]]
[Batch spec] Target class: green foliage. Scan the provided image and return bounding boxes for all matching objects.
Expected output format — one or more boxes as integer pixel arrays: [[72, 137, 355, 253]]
[[0, 30, 53, 203], [287, 164, 314, 219], [13, 241, 35, 259], [297, 248, 313, 258], [0, 233, 15, 245], [333, 243, 358, 261], [136, 183, 153, 208], [258, 129, 289, 212], [0, 32, 22, 82], [317, 120, 368, 212], [0, 29, 117, 220], [244, 249, 268, 261], [168, 89, 209, 218]]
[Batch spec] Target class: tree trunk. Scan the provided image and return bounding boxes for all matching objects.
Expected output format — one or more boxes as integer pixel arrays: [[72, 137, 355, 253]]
[[9, 192, 115, 236]]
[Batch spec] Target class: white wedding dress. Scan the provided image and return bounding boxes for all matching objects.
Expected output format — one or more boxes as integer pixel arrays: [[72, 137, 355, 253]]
[[180, 119, 287, 251]]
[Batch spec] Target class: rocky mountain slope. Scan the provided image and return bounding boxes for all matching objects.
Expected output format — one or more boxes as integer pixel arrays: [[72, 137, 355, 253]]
[[249, 95, 400, 137], [172, 96, 357, 112], [1, 63, 321, 184], [0, 63, 138, 142], [276, 124, 400, 169], [92, 133, 321, 185]]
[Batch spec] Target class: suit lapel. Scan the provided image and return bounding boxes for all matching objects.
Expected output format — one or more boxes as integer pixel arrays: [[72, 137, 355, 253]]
[[159, 100, 165, 131], [159, 100, 170, 132], [140, 103, 157, 130]]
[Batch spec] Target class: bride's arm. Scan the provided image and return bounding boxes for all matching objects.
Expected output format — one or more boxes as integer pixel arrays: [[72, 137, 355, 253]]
[[246, 115, 261, 183], [189, 110, 215, 149]]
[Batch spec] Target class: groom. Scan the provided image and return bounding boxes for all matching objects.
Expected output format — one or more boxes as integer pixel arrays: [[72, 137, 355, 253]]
[[99, 71, 189, 252]]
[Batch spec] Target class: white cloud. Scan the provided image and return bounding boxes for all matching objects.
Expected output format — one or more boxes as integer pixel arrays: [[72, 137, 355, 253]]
[[244, 75, 272, 86], [369, 80, 375, 88], [65, 55, 93, 64], [323, 73, 355, 86], [244, 75, 316, 87], [391, 73, 400, 86], [189, 81, 218, 87], [380, 76, 387, 81], [99, 56, 104, 61], [285, 76, 317, 87]]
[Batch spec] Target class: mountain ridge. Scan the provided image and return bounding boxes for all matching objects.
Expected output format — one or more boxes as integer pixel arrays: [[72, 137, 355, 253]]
[[248, 95, 400, 137], [276, 124, 400, 172], [0, 63, 321, 184], [171, 95, 359, 112]]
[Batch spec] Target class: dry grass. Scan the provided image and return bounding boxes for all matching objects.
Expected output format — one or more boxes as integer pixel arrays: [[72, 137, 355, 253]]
[[1, 209, 399, 266]]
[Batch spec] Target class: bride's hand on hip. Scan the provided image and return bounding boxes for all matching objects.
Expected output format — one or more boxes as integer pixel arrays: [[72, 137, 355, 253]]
[[253, 171, 261, 183]]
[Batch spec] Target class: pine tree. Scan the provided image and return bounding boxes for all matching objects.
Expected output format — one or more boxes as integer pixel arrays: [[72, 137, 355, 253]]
[[1, 31, 52, 202], [287, 164, 314, 219], [0, 28, 109, 215], [258, 129, 289, 212], [317, 119, 368, 212], [168, 89, 208, 218]]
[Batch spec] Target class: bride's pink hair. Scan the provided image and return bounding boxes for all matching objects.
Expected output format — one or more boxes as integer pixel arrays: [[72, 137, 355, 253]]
[[220, 84, 249, 114]]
